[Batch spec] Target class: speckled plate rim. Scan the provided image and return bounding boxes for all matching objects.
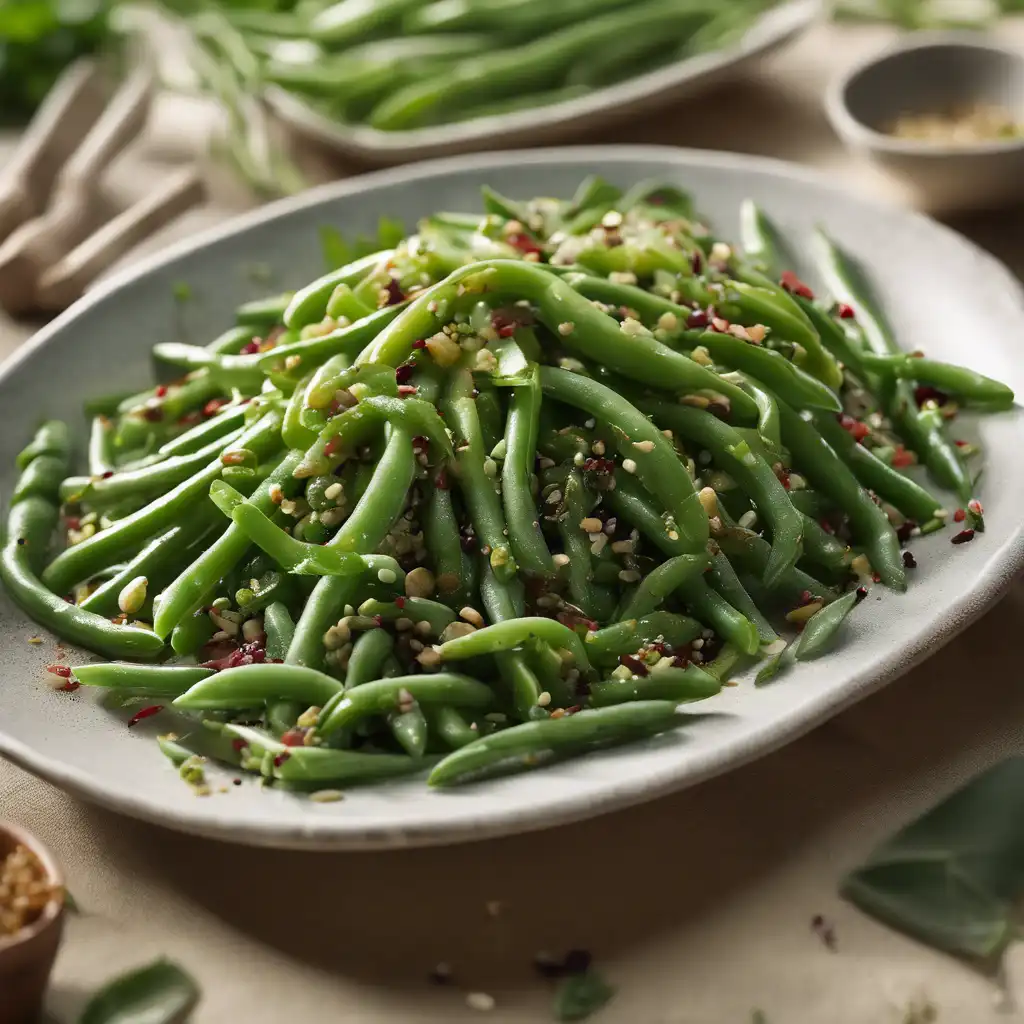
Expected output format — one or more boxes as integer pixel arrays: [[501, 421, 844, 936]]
[[265, 0, 821, 163], [0, 145, 1021, 851]]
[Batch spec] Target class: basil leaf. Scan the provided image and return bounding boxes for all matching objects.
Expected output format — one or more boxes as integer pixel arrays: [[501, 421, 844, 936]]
[[554, 969, 615, 1022], [80, 959, 200, 1024], [842, 758, 1024, 960]]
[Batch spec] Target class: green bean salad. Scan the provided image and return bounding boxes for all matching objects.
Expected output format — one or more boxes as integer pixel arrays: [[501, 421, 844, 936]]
[[187, 0, 777, 134], [2, 177, 1014, 793]]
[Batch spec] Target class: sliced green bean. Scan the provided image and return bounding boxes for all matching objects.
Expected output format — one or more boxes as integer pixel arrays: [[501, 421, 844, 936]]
[[174, 663, 343, 710]]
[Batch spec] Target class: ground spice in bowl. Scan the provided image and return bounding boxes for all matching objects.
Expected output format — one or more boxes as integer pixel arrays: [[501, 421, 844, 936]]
[[0, 842, 61, 938]]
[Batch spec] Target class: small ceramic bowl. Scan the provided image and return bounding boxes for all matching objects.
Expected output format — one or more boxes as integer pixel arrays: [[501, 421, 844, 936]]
[[826, 33, 1024, 213], [0, 822, 65, 1024]]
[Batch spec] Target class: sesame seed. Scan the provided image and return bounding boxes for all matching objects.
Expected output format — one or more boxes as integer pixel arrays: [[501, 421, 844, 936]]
[[558, 321, 575, 336], [610, 539, 634, 554], [552, 553, 570, 567], [117, 576, 148, 616], [324, 482, 343, 501], [657, 311, 679, 332], [590, 533, 608, 556], [622, 458, 638, 474], [268, 484, 284, 504], [284, 354, 302, 370], [537, 691, 551, 707], [579, 516, 602, 533], [591, 440, 605, 456], [377, 568, 397, 585], [309, 789, 344, 803], [459, 606, 485, 628], [466, 992, 495, 1012], [618, 569, 642, 583], [632, 440, 655, 453]]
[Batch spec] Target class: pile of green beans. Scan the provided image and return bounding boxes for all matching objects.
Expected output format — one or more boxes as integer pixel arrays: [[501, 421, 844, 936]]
[[191, 0, 777, 133], [3, 177, 1013, 792]]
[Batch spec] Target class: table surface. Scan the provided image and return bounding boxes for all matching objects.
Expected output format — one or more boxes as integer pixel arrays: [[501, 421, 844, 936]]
[[3, 20, 1024, 1024]]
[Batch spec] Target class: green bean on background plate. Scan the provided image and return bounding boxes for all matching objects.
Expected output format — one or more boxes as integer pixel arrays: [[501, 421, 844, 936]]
[[1, 177, 1013, 796]]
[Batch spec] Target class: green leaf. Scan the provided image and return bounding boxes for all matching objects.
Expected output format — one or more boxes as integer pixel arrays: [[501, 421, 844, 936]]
[[842, 758, 1024, 961], [80, 959, 200, 1024], [554, 969, 615, 1022]]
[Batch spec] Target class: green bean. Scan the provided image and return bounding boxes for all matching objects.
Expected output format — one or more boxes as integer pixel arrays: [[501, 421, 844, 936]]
[[171, 608, 216, 657], [157, 403, 249, 458], [638, 396, 804, 587], [540, 367, 708, 553], [12, 455, 68, 504], [325, 426, 415, 554], [16, 421, 70, 471], [88, 416, 114, 476], [318, 674, 494, 737], [343, 628, 394, 689], [501, 365, 553, 575], [556, 470, 617, 622], [797, 512, 852, 580], [152, 342, 264, 393], [776, 400, 905, 591], [207, 324, 257, 354], [44, 410, 283, 595], [810, 411, 943, 524], [286, 575, 361, 671], [422, 474, 469, 605], [706, 553, 778, 646], [152, 445, 299, 638], [61, 428, 246, 506], [284, 250, 392, 329], [583, 612, 703, 664], [439, 616, 591, 673], [444, 369, 517, 580], [357, 597, 456, 634], [428, 705, 479, 749], [477, 556, 526, 622], [589, 664, 721, 707], [174, 663, 343, 710], [859, 353, 1014, 408], [389, 702, 429, 757], [71, 663, 213, 695], [2, 507, 164, 658], [428, 700, 685, 787], [815, 229, 973, 502], [81, 510, 220, 616], [263, 601, 296, 661], [676, 575, 760, 655], [617, 553, 710, 620], [236, 291, 292, 328]]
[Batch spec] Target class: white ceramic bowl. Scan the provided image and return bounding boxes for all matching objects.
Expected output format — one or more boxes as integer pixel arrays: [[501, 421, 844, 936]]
[[268, 0, 822, 165], [0, 146, 1021, 850], [826, 32, 1024, 213]]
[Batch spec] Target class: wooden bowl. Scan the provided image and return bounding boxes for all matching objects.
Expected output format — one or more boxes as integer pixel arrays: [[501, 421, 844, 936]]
[[0, 822, 65, 1024]]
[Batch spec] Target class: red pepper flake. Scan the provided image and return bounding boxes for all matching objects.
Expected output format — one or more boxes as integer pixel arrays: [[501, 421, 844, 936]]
[[273, 752, 290, 767], [685, 308, 709, 330], [128, 704, 164, 727], [855, 586, 869, 603], [384, 278, 405, 306], [64, 516, 80, 530], [155, 385, 168, 398], [811, 914, 837, 952], [618, 654, 649, 677], [819, 518, 834, 534], [952, 528, 975, 545], [373, 615, 384, 628], [412, 339, 427, 350], [46, 665, 72, 678], [435, 467, 450, 490], [506, 232, 542, 257], [203, 398, 228, 417], [780, 270, 814, 300], [231, 738, 248, 752], [896, 520, 917, 544], [891, 445, 914, 469], [690, 251, 704, 275], [397, 384, 418, 397], [967, 499, 984, 517], [240, 339, 261, 355], [953, 508, 965, 523], [491, 310, 519, 338], [395, 596, 406, 610], [395, 363, 414, 384], [142, 406, 163, 422], [838, 414, 870, 442], [280, 729, 306, 747], [411, 435, 429, 454], [101, 470, 115, 479], [59, 679, 80, 692], [902, 550, 917, 569], [323, 438, 339, 458], [954, 439, 969, 447], [836, 303, 855, 319]]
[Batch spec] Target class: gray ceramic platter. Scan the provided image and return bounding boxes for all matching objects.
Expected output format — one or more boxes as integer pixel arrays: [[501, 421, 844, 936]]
[[266, 0, 821, 164], [1, 146, 1021, 851]]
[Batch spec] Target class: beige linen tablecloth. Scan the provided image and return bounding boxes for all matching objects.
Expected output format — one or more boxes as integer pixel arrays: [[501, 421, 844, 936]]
[[3, 22, 1024, 1023]]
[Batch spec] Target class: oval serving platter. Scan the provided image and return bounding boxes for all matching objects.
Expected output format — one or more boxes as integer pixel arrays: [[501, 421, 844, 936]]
[[0, 146, 1021, 851], [267, 0, 821, 164]]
